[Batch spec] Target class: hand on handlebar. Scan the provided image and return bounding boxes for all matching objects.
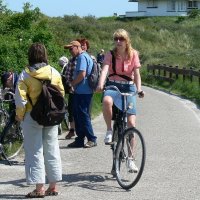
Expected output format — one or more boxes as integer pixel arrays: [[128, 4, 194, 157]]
[[138, 90, 145, 98]]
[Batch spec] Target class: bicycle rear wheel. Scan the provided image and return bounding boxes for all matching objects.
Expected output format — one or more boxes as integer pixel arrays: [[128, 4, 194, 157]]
[[1, 121, 23, 160], [115, 127, 146, 190]]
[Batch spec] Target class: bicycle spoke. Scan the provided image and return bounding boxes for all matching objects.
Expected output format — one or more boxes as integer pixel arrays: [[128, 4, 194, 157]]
[[115, 128, 146, 190], [1, 121, 23, 159]]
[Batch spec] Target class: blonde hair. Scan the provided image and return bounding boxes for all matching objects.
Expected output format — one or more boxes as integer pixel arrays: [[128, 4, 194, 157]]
[[113, 29, 133, 60]]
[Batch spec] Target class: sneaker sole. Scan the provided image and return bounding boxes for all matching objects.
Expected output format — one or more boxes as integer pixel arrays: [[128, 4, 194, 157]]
[[84, 143, 97, 148], [128, 169, 138, 173], [104, 142, 112, 145]]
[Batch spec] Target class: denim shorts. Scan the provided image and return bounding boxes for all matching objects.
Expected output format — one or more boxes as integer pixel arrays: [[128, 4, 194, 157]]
[[104, 81, 137, 115]]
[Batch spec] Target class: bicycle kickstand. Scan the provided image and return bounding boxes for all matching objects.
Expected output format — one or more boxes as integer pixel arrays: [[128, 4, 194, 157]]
[[0, 143, 12, 166]]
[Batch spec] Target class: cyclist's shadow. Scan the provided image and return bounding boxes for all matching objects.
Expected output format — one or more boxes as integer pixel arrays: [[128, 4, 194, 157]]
[[62, 172, 126, 192]]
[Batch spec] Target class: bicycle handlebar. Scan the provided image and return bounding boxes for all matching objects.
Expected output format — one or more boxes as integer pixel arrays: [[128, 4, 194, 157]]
[[0, 89, 15, 102]]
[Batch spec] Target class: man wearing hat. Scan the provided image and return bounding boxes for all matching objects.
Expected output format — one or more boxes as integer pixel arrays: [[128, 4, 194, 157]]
[[64, 41, 97, 148]]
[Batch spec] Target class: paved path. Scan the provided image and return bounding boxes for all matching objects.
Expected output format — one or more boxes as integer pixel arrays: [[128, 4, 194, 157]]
[[0, 86, 200, 200]]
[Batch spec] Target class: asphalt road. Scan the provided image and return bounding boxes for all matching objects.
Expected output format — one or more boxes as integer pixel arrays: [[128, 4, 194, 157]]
[[0, 86, 200, 200]]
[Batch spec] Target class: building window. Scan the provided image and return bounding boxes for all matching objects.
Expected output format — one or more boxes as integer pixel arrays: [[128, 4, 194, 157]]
[[147, 0, 157, 7], [188, 1, 198, 9], [167, 0, 176, 11], [178, 1, 186, 11]]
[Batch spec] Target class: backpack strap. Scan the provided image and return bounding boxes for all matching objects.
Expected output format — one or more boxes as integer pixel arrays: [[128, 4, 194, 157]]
[[81, 53, 92, 77], [110, 50, 116, 74], [108, 50, 132, 82]]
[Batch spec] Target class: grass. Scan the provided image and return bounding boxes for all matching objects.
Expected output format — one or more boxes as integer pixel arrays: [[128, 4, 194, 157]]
[[91, 92, 103, 118], [144, 75, 200, 106]]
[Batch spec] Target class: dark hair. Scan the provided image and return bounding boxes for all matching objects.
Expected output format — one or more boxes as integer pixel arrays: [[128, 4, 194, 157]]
[[76, 38, 90, 50], [28, 43, 48, 66]]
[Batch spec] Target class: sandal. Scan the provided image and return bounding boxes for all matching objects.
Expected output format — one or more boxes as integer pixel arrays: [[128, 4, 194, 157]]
[[45, 188, 58, 196], [25, 189, 45, 198]]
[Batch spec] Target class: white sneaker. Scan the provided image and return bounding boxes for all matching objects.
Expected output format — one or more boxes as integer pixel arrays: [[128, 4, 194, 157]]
[[104, 130, 112, 144], [127, 158, 138, 173]]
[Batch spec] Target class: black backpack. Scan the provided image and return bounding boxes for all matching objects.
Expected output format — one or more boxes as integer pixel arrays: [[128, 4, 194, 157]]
[[87, 59, 101, 91], [85, 54, 101, 92], [28, 79, 66, 127]]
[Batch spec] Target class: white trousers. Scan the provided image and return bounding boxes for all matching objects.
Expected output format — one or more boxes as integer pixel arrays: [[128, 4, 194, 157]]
[[22, 112, 62, 185]]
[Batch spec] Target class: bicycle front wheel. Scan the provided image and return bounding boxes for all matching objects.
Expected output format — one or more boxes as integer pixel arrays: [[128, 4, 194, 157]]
[[1, 121, 23, 160], [115, 127, 146, 190]]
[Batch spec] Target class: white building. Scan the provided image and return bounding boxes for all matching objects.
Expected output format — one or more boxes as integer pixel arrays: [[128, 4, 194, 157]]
[[122, 0, 200, 17]]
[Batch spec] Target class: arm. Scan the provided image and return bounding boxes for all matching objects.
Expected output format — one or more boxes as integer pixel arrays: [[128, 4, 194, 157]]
[[14, 79, 28, 121], [96, 64, 109, 91], [71, 71, 86, 87], [134, 68, 144, 98]]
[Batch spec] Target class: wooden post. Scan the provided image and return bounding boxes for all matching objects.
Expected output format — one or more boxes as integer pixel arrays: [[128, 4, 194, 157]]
[[158, 64, 161, 77], [169, 66, 172, 79], [183, 67, 186, 82], [153, 65, 155, 76], [175, 66, 179, 80], [163, 64, 166, 77], [199, 70, 200, 85], [190, 67, 193, 82]]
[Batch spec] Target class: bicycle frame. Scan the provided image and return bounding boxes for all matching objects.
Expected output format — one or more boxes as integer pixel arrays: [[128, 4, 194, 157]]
[[105, 84, 137, 133]]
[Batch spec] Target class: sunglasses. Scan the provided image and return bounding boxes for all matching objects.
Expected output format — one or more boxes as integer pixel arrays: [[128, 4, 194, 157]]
[[114, 37, 126, 42], [69, 46, 74, 51]]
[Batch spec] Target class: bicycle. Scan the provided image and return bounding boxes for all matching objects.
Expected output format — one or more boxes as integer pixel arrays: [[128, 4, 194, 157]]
[[0, 90, 23, 164], [105, 85, 146, 190]]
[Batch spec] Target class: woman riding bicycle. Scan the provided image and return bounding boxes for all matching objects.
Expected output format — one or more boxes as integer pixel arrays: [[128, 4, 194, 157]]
[[97, 29, 144, 172]]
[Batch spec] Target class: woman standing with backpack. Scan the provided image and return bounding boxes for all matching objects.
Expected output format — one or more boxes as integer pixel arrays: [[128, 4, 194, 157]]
[[15, 43, 64, 198]]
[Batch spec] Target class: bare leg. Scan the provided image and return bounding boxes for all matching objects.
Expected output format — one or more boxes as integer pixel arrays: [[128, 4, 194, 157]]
[[103, 96, 113, 131], [127, 114, 136, 157], [65, 121, 75, 139], [36, 183, 45, 191], [70, 121, 75, 130], [127, 114, 136, 128], [49, 182, 57, 190]]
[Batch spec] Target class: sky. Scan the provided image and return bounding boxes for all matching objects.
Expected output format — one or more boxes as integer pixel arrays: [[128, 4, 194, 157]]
[[4, 0, 138, 18]]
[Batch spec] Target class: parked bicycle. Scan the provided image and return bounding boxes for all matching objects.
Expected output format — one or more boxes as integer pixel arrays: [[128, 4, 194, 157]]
[[105, 85, 146, 190], [0, 90, 23, 163], [0, 89, 9, 130]]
